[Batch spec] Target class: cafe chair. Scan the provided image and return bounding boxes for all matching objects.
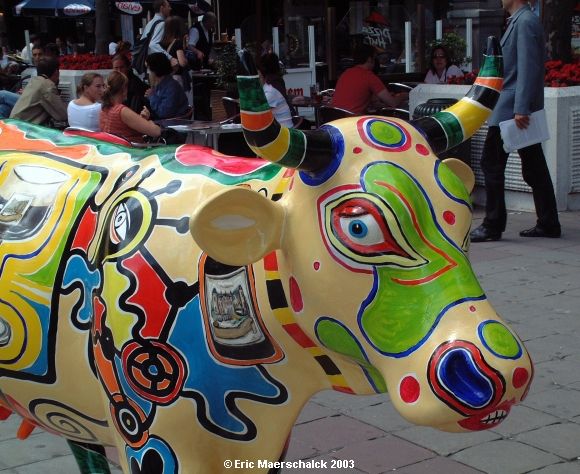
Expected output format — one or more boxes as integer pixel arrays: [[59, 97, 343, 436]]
[[167, 105, 194, 121], [318, 105, 355, 125], [386, 82, 415, 94], [375, 107, 410, 121], [222, 97, 241, 123], [319, 88, 335, 98], [63, 127, 133, 147]]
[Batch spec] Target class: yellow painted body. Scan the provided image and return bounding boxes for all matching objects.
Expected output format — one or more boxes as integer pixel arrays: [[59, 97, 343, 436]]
[[0, 108, 532, 474]]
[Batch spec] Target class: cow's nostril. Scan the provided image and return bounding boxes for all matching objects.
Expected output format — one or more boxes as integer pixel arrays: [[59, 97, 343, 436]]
[[428, 341, 505, 416], [439, 348, 493, 408]]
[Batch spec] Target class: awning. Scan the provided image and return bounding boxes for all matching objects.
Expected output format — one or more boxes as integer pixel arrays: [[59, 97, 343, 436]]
[[15, 0, 95, 17]]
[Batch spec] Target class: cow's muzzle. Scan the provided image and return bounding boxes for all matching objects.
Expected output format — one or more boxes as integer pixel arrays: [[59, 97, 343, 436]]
[[427, 340, 529, 431]]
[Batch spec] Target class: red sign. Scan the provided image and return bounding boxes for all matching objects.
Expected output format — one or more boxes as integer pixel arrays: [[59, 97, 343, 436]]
[[115, 2, 143, 15]]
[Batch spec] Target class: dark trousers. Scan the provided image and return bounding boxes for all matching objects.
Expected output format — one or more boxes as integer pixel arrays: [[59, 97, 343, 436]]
[[481, 126, 560, 232]]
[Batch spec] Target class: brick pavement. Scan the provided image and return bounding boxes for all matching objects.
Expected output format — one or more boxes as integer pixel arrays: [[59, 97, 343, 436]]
[[1, 209, 579, 473]]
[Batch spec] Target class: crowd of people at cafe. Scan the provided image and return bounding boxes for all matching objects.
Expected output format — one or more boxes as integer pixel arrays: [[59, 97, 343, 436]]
[[0, 0, 473, 145]]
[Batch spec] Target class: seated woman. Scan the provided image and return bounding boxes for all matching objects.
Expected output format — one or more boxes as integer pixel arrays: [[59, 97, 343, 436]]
[[145, 52, 189, 120], [256, 53, 294, 128], [424, 45, 463, 84], [67, 72, 104, 131], [100, 70, 161, 144]]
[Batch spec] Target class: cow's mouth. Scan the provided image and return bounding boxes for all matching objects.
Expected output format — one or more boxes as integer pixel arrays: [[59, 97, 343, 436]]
[[457, 399, 514, 431]]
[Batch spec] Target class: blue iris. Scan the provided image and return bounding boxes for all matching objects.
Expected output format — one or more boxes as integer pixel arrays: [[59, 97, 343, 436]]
[[349, 220, 368, 238]]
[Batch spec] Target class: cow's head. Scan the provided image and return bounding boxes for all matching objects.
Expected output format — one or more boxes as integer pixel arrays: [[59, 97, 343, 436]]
[[191, 38, 533, 432]]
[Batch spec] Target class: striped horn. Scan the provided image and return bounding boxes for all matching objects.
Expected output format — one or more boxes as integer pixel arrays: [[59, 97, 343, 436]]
[[411, 36, 503, 155], [237, 76, 335, 172]]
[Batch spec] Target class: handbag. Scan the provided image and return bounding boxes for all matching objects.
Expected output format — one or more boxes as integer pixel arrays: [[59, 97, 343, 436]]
[[131, 20, 163, 74]]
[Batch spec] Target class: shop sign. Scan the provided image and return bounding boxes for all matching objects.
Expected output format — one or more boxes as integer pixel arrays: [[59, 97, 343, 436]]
[[362, 25, 391, 50], [63, 4, 92, 16], [115, 2, 143, 15]]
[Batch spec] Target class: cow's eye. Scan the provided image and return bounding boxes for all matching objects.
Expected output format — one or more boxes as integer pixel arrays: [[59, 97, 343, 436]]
[[338, 208, 386, 248], [332, 199, 409, 258], [320, 193, 424, 272]]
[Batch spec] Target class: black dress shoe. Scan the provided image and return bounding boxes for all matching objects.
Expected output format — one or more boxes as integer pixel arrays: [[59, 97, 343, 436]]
[[519, 225, 561, 238], [470, 225, 502, 242]]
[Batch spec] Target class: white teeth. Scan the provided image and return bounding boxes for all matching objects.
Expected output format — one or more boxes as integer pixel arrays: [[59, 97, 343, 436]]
[[481, 410, 508, 425]]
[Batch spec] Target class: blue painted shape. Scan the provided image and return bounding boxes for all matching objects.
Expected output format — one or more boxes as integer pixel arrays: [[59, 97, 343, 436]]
[[16, 294, 50, 376], [62, 253, 101, 325], [300, 124, 345, 186], [438, 347, 493, 409], [168, 297, 283, 435]]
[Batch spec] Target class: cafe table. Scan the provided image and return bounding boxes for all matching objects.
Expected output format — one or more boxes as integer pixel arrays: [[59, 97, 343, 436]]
[[291, 95, 330, 127], [156, 119, 244, 149]]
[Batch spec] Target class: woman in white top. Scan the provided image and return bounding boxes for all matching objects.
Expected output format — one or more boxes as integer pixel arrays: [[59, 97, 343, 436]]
[[67, 73, 105, 131], [257, 53, 294, 128], [424, 46, 463, 84]]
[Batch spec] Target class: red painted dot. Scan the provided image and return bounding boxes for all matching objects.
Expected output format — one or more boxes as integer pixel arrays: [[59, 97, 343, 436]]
[[289, 276, 304, 313], [353, 147, 363, 154], [443, 210, 456, 225], [399, 375, 420, 404], [512, 367, 530, 389], [416, 144, 430, 156], [469, 305, 476, 313], [313, 261, 320, 271]]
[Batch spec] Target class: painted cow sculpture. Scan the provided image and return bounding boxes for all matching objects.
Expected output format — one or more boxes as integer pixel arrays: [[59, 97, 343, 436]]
[[0, 38, 532, 473]]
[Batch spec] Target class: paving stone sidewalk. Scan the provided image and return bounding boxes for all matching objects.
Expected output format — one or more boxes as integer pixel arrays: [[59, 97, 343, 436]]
[[1, 209, 579, 473]]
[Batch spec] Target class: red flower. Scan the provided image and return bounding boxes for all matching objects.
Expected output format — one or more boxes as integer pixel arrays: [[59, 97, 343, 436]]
[[60, 54, 113, 70], [544, 60, 579, 87]]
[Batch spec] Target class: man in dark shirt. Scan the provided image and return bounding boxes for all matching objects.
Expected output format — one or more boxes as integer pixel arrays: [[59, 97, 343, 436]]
[[188, 11, 216, 69], [112, 54, 148, 114]]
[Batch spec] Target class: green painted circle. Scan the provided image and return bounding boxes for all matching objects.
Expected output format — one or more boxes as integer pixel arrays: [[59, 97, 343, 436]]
[[480, 321, 521, 358], [369, 121, 403, 145]]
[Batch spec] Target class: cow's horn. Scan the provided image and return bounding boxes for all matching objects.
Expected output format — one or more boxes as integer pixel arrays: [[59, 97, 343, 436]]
[[410, 36, 503, 155], [237, 76, 335, 172]]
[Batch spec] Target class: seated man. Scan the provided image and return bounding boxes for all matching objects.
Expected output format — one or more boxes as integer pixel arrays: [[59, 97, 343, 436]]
[[145, 53, 189, 120], [332, 43, 406, 114], [10, 57, 67, 126]]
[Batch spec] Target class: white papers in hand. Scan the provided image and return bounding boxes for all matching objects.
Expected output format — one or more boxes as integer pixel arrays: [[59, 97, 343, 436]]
[[499, 109, 550, 153]]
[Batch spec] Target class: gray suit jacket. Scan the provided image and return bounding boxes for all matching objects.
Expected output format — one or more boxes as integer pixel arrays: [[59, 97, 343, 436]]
[[489, 5, 545, 126]]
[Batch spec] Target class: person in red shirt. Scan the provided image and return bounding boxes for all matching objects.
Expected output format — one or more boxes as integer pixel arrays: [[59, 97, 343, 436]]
[[332, 44, 406, 114]]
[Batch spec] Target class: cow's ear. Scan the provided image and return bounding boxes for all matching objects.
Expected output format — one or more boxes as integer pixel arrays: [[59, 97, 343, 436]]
[[190, 187, 284, 266], [442, 158, 475, 193]]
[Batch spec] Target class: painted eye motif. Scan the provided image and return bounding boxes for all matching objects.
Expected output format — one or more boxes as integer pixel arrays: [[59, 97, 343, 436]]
[[112, 202, 130, 243], [100, 191, 152, 262], [332, 198, 409, 258]]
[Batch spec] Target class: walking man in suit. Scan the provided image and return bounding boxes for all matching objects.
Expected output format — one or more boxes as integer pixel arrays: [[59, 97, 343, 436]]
[[470, 0, 561, 242]]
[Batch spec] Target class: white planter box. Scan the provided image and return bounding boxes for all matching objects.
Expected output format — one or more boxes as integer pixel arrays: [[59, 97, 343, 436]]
[[59, 69, 112, 103], [410, 84, 580, 211]]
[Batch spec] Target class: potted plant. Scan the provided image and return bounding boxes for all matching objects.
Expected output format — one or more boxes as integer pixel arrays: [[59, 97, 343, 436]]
[[214, 42, 240, 96]]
